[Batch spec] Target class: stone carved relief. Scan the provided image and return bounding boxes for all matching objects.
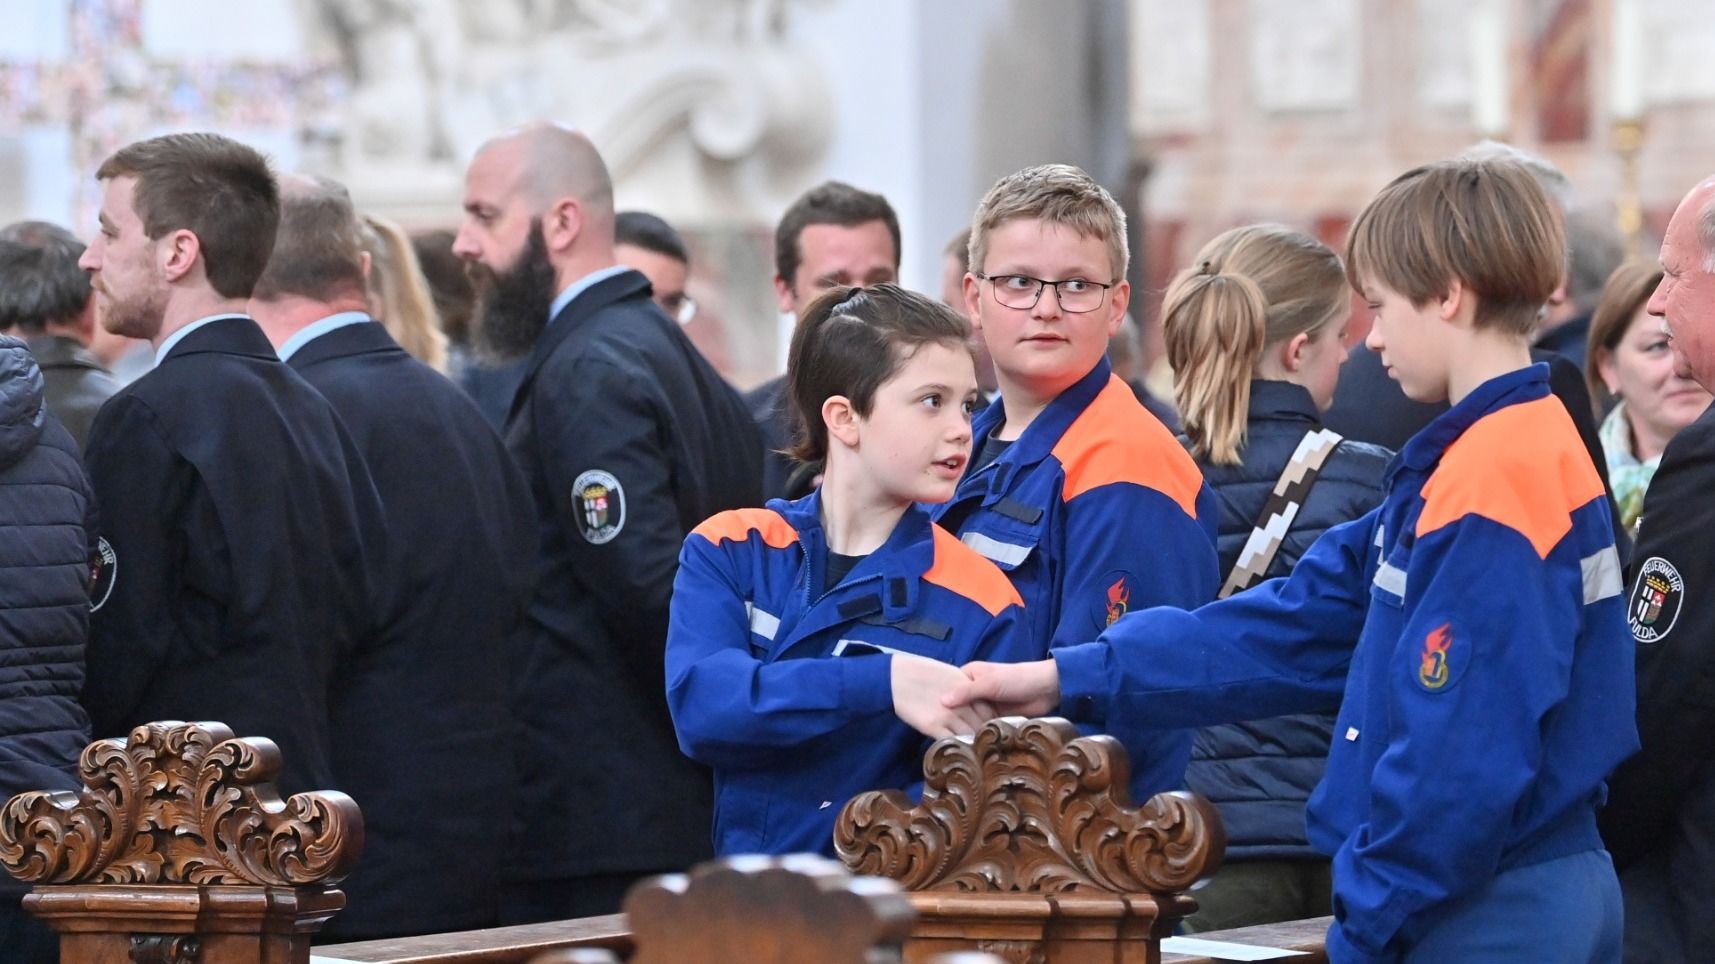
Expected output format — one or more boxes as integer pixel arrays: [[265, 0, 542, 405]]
[[835, 717, 1223, 894], [305, 0, 832, 213], [0, 721, 362, 888]]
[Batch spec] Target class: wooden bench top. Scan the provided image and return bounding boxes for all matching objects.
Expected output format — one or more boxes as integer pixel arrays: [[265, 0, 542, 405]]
[[1161, 916, 1332, 964], [315, 915, 634, 963]]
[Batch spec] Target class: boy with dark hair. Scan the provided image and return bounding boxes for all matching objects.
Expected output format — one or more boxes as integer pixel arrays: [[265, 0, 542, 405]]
[[949, 157, 1636, 962]]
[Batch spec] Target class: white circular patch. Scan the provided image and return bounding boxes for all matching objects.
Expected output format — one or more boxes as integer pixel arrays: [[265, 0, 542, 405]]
[[572, 469, 626, 545], [1628, 555, 1684, 644], [90, 537, 117, 612]]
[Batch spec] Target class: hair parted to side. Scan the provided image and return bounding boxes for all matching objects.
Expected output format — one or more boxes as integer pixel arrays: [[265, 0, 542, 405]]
[[786, 283, 972, 465], [774, 181, 901, 286], [968, 164, 1128, 280], [1346, 158, 1565, 337], [95, 132, 280, 299], [0, 228, 89, 333], [616, 210, 690, 264], [1585, 259, 1665, 407], [1164, 224, 1348, 466]]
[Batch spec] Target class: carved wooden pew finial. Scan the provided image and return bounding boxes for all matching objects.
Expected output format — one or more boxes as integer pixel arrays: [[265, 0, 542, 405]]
[[835, 717, 1225, 963], [0, 720, 363, 963]]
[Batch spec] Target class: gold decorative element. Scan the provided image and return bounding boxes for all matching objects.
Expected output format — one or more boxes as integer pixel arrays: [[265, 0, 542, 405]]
[[835, 717, 1223, 893], [0, 721, 362, 887]]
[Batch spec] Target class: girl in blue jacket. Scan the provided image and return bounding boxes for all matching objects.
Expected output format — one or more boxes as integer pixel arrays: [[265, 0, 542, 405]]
[[666, 283, 1027, 857]]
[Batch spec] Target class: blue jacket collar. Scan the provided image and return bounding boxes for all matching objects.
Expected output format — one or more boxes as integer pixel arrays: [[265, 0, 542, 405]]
[[1396, 362, 1551, 474], [768, 488, 935, 622], [970, 357, 1114, 485], [1247, 379, 1320, 425]]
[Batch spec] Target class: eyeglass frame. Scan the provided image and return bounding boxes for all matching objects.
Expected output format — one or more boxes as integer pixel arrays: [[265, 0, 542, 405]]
[[971, 271, 1118, 313]]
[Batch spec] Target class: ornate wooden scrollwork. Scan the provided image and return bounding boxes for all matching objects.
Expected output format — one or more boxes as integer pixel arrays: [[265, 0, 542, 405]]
[[835, 717, 1223, 894], [129, 935, 201, 964], [0, 721, 362, 887]]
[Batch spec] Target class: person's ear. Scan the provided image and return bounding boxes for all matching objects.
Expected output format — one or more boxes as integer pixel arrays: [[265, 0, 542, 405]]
[[963, 272, 983, 332], [157, 228, 200, 284], [1438, 279, 1468, 324], [823, 395, 861, 448], [1280, 331, 1313, 372], [774, 274, 797, 316], [540, 197, 584, 254]]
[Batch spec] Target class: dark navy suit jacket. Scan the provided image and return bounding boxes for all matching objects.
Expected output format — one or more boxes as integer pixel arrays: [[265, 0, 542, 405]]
[[287, 319, 536, 939]]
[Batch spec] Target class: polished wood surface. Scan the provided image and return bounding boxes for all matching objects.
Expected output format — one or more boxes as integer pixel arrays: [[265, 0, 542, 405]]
[[0, 720, 363, 963]]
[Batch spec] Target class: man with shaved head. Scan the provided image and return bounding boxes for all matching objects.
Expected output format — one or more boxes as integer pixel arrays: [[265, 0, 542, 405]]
[[454, 123, 763, 921], [250, 174, 536, 940], [1600, 174, 1715, 962]]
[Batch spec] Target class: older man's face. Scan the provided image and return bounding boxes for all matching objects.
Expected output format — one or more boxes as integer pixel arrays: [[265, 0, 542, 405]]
[[1648, 183, 1715, 392]]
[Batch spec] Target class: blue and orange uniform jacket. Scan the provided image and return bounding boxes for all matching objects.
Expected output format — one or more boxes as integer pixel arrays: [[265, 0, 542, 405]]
[[932, 357, 1219, 800], [666, 490, 1027, 856], [1053, 364, 1639, 963]]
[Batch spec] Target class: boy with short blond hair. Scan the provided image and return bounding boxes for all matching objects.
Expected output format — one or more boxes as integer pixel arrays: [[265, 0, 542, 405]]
[[933, 164, 1219, 801], [950, 158, 1636, 962]]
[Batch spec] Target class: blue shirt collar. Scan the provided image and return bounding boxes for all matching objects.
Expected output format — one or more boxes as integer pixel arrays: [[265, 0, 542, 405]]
[[548, 265, 631, 324], [1396, 362, 1552, 473], [276, 311, 373, 362], [154, 314, 244, 367]]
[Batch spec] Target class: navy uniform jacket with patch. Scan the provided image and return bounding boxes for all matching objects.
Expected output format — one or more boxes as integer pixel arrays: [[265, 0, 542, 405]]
[[667, 494, 1027, 856], [1054, 365, 1637, 963], [931, 358, 1219, 801], [1598, 401, 1715, 959], [80, 316, 385, 797], [285, 319, 536, 940], [505, 270, 764, 879]]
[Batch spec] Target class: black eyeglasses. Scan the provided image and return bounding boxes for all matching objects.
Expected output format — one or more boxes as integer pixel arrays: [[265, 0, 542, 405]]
[[974, 272, 1116, 313]]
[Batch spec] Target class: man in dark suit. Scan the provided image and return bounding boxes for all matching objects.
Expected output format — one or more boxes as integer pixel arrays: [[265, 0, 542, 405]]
[[453, 123, 763, 920], [248, 175, 537, 940], [77, 132, 384, 797], [746, 181, 902, 499], [0, 222, 119, 447]]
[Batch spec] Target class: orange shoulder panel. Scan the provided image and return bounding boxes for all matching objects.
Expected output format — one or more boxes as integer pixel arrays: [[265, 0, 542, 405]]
[[691, 508, 800, 549], [1051, 375, 1204, 515], [1414, 395, 1606, 558], [923, 526, 1025, 617]]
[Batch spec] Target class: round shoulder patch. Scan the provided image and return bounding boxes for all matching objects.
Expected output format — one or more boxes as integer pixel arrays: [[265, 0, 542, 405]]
[[1629, 556, 1684, 644], [1413, 622, 1468, 694], [572, 469, 626, 545], [90, 537, 117, 612]]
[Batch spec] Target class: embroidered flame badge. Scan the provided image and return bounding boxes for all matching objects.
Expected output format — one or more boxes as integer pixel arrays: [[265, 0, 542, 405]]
[[1419, 623, 1453, 690], [1104, 576, 1131, 627]]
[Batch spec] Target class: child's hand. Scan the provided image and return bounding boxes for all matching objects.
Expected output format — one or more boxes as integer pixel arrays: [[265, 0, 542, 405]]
[[891, 652, 994, 739], [944, 659, 1060, 718]]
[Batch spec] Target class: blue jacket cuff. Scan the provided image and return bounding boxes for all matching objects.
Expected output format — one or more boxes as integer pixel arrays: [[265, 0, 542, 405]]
[[841, 653, 895, 716], [1052, 643, 1110, 724]]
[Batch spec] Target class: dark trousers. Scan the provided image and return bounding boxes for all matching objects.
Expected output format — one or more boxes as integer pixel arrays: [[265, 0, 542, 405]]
[[1182, 859, 1333, 933], [499, 872, 658, 924], [0, 899, 55, 964]]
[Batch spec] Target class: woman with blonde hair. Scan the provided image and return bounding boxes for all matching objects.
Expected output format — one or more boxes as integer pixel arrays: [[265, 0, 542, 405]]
[[1161, 223, 1393, 932], [360, 212, 450, 374]]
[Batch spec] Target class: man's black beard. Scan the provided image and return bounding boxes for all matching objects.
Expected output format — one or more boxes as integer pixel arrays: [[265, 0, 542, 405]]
[[472, 221, 558, 362]]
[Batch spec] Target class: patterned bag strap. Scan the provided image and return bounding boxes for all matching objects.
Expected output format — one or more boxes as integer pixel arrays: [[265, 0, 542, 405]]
[[1218, 427, 1346, 599]]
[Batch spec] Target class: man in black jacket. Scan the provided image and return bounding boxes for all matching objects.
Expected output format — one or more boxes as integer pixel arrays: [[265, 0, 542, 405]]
[[1600, 173, 1715, 963], [0, 336, 97, 963], [0, 222, 119, 448], [249, 175, 537, 940], [453, 123, 763, 920], [77, 133, 384, 797]]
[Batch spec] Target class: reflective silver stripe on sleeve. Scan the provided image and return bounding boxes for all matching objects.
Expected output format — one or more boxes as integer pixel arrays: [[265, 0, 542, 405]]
[[746, 602, 780, 640], [1373, 560, 1407, 598], [960, 531, 1032, 567], [1582, 546, 1624, 605], [831, 639, 905, 657]]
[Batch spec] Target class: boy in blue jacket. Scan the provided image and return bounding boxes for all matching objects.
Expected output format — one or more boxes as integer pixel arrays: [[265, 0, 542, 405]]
[[946, 158, 1637, 963], [667, 284, 1027, 857], [933, 164, 1219, 801]]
